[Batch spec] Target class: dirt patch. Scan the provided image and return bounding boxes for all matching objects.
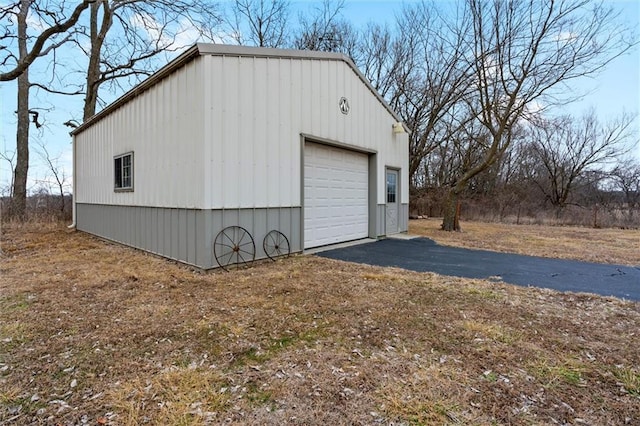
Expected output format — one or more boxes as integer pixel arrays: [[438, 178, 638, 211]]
[[410, 218, 640, 266], [1, 223, 639, 425]]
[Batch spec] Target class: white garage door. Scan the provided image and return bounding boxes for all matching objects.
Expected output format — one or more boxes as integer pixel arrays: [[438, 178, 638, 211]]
[[304, 142, 369, 248]]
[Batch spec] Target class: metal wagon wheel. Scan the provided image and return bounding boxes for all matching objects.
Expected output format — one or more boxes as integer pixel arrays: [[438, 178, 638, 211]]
[[263, 230, 290, 261], [213, 226, 255, 271]]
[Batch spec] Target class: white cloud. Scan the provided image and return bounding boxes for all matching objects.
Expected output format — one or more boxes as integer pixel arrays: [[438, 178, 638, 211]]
[[129, 12, 171, 47], [129, 11, 236, 52], [524, 99, 544, 117], [26, 10, 48, 32], [556, 31, 578, 43], [173, 18, 209, 47], [129, 13, 216, 51]]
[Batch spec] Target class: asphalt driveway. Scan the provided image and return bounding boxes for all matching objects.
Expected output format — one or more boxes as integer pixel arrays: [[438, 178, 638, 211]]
[[317, 237, 640, 301]]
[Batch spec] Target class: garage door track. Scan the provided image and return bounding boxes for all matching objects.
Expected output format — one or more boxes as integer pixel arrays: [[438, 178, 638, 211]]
[[316, 237, 640, 301]]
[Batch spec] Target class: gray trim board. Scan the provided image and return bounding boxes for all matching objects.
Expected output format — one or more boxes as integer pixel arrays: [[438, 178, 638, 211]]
[[299, 135, 306, 251], [400, 203, 409, 233], [376, 204, 386, 237], [76, 203, 301, 269], [300, 133, 377, 155], [368, 155, 378, 239]]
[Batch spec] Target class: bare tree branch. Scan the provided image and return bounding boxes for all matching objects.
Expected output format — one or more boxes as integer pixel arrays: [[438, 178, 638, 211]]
[[81, 0, 223, 120], [30, 82, 84, 95], [228, 0, 290, 47], [35, 139, 69, 214], [525, 111, 635, 212], [0, 0, 94, 81], [294, 0, 357, 54]]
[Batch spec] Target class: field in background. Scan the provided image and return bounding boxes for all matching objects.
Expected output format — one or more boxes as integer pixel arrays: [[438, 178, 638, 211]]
[[1, 222, 639, 425], [409, 218, 640, 266], [411, 192, 640, 230]]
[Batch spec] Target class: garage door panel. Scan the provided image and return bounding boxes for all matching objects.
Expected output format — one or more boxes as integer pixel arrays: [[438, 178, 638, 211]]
[[304, 143, 369, 248]]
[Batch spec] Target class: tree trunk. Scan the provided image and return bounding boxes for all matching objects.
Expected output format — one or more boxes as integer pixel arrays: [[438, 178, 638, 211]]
[[58, 180, 65, 215], [441, 188, 461, 231], [83, 0, 110, 121], [554, 204, 564, 221], [11, 0, 30, 220]]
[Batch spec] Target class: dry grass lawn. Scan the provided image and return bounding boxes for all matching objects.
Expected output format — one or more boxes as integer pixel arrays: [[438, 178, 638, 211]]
[[1, 222, 639, 425], [410, 218, 640, 266]]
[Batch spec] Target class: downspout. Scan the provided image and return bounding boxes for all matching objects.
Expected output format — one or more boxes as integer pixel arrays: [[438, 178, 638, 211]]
[[68, 134, 77, 229]]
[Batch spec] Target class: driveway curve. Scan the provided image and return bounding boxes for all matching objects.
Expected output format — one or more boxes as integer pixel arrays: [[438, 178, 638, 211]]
[[317, 237, 640, 301]]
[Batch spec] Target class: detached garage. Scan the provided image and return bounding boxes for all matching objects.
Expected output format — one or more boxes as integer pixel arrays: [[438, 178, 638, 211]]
[[71, 44, 409, 269]]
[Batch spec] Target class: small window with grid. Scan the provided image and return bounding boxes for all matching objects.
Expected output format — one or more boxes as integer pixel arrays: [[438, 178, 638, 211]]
[[386, 172, 397, 203], [114, 152, 133, 191]]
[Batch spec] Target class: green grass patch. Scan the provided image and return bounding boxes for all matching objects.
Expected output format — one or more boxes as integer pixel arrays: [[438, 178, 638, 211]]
[[0, 293, 32, 314], [462, 320, 520, 345], [394, 401, 461, 425], [232, 330, 321, 368], [465, 287, 504, 301], [0, 321, 33, 350], [528, 359, 587, 388], [0, 388, 48, 416], [612, 366, 640, 396], [245, 381, 274, 407], [483, 371, 498, 382]]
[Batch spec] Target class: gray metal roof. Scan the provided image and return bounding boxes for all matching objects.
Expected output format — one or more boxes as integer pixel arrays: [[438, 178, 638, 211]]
[[73, 43, 405, 135]]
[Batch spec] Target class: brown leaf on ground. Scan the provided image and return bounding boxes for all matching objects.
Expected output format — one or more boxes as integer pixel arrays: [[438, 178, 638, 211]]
[[1, 222, 639, 425]]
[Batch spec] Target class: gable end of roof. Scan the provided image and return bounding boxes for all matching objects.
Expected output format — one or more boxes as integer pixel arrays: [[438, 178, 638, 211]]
[[72, 44, 405, 136]]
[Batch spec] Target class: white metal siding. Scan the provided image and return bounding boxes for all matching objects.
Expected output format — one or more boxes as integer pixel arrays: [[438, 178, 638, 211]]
[[201, 55, 409, 210], [304, 143, 368, 248], [76, 51, 409, 212], [202, 56, 300, 209], [75, 58, 205, 208]]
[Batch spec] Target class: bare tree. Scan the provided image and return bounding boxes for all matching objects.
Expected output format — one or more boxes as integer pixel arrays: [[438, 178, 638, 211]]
[[438, 0, 636, 230], [350, 22, 396, 97], [605, 157, 640, 222], [81, 0, 222, 120], [35, 140, 70, 215], [525, 111, 635, 215], [11, 0, 30, 219], [227, 0, 289, 47], [3, 1, 89, 219], [0, 0, 92, 81], [390, 2, 475, 191], [0, 149, 16, 203], [293, 0, 357, 54]]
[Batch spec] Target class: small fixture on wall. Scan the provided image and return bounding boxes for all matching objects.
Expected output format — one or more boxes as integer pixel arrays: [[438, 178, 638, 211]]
[[339, 97, 350, 114], [392, 122, 406, 134]]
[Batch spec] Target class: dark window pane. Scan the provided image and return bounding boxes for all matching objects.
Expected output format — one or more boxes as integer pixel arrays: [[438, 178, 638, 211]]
[[115, 154, 132, 190], [114, 157, 122, 188]]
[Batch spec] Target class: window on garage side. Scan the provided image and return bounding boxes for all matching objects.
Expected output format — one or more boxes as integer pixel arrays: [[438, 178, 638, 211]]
[[114, 152, 133, 191], [386, 171, 397, 203]]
